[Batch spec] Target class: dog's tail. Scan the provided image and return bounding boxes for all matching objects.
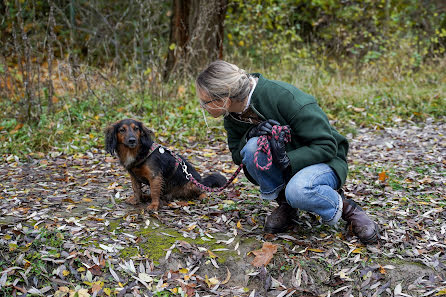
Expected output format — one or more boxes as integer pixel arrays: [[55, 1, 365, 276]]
[[201, 173, 227, 188]]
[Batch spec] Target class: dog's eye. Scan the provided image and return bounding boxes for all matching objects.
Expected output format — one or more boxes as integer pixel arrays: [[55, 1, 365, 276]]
[[119, 128, 125, 133], [134, 127, 139, 131]]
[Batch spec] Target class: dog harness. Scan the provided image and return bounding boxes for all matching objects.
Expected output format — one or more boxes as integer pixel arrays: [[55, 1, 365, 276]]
[[127, 143, 179, 183]]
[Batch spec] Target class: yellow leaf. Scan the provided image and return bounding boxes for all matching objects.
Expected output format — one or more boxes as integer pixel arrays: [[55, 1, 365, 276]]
[[352, 248, 363, 254], [237, 220, 242, 229], [186, 224, 197, 231], [103, 288, 111, 296], [179, 268, 188, 274], [308, 248, 325, 253], [221, 267, 231, 285], [169, 43, 176, 50], [208, 250, 218, 258], [62, 270, 70, 276], [435, 289, 446, 296], [205, 275, 220, 287]]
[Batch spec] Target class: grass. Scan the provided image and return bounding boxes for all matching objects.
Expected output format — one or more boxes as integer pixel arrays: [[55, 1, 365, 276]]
[[0, 56, 445, 159]]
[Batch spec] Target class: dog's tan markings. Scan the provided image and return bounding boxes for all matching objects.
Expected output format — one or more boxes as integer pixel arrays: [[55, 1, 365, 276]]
[[147, 175, 163, 210], [133, 165, 163, 211], [127, 174, 143, 205], [116, 124, 139, 167]]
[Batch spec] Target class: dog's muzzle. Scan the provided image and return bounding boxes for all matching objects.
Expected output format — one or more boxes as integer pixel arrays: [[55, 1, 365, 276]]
[[127, 137, 137, 148]]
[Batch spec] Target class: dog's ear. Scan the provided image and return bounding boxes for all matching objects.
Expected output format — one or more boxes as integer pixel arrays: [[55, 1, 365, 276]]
[[104, 123, 118, 155], [139, 121, 154, 148]]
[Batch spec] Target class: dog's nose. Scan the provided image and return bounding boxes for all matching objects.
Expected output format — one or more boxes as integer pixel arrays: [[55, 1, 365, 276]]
[[128, 137, 136, 144]]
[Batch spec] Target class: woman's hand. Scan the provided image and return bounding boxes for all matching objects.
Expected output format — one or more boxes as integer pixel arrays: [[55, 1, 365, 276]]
[[270, 130, 291, 171], [247, 119, 280, 139]]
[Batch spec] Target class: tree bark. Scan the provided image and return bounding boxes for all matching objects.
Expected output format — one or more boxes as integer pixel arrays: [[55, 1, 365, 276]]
[[164, 0, 227, 80]]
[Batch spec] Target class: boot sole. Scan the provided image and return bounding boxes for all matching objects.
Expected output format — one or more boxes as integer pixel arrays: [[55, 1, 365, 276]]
[[264, 219, 297, 234], [264, 224, 291, 234]]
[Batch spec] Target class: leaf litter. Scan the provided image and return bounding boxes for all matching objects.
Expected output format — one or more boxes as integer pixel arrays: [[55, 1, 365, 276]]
[[0, 120, 445, 296]]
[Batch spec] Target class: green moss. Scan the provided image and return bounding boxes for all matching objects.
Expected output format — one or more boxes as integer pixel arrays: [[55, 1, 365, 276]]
[[118, 224, 239, 263], [383, 257, 428, 268], [108, 219, 121, 232]]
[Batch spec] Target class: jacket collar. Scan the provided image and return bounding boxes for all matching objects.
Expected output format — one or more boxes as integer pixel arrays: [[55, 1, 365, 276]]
[[248, 73, 266, 121]]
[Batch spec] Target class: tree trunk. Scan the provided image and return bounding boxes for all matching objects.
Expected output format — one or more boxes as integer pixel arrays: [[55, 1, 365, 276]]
[[164, 0, 227, 80]]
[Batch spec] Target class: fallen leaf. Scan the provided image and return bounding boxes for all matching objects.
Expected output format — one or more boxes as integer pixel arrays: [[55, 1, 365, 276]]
[[378, 170, 388, 181], [251, 242, 278, 267], [308, 248, 325, 253]]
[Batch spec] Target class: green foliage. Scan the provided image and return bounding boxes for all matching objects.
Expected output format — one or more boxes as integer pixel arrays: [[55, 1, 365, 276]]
[[225, 0, 446, 69], [0, 0, 445, 159]]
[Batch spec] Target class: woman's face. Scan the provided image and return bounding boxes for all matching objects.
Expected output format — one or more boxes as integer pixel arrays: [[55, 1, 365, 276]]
[[197, 88, 230, 118]]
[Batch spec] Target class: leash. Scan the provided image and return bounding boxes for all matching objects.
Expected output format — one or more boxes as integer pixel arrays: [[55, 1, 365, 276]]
[[253, 125, 291, 171], [146, 142, 244, 193], [180, 161, 244, 193], [143, 124, 290, 193]]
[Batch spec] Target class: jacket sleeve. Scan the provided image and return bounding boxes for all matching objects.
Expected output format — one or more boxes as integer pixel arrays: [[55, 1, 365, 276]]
[[284, 102, 338, 175]]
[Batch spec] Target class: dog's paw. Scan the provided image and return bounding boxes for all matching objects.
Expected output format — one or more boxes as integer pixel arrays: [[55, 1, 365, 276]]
[[198, 193, 207, 200], [147, 202, 160, 211], [126, 195, 140, 205]]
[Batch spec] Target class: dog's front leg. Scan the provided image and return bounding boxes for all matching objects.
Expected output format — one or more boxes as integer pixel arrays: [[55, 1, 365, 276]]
[[147, 175, 164, 211], [126, 174, 145, 205]]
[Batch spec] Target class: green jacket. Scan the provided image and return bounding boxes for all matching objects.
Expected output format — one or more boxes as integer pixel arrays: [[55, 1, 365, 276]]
[[223, 73, 349, 187]]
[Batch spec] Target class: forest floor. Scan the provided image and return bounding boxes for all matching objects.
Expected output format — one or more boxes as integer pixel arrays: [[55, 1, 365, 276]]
[[0, 119, 445, 297]]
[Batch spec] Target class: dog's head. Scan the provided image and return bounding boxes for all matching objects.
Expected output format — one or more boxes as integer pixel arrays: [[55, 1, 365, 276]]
[[105, 119, 154, 155]]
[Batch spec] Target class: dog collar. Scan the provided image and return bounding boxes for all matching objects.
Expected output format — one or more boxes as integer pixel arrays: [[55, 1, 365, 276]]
[[127, 143, 161, 169]]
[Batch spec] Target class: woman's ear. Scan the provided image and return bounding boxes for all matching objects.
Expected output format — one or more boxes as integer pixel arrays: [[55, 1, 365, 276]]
[[104, 124, 117, 155]]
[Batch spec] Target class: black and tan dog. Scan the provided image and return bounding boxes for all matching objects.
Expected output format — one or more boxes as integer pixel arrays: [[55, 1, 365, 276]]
[[105, 119, 226, 210]]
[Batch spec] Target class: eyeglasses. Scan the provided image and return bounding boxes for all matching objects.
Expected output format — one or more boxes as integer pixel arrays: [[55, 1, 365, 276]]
[[199, 97, 221, 108]]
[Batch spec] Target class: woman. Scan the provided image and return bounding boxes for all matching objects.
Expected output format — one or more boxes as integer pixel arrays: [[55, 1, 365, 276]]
[[196, 60, 378, 244]]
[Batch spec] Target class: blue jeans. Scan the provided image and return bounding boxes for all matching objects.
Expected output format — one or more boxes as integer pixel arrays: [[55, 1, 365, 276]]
[[241, 137, 343, 225]]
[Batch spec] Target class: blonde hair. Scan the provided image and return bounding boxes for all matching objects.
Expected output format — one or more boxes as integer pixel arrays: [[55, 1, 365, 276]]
[[196, 60, 251, 102]]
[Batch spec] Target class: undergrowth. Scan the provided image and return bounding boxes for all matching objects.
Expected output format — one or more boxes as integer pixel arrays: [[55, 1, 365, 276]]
[[0, 59, 445, 160]]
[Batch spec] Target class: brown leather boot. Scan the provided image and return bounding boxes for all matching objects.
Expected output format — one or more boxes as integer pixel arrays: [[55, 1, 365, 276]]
[[264, 190, 297, 234], [340, 190, 379, 244]]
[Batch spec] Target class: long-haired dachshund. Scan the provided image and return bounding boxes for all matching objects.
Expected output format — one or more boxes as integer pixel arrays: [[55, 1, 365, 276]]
[[105, 119, 227, 210]]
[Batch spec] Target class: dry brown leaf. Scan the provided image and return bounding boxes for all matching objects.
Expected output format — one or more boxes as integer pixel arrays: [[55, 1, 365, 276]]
[[251, 242, 278, 267]]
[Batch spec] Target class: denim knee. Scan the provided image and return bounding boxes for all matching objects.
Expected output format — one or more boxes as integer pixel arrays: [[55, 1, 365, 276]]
[[284, 181, 308, 209], [241, 137, 259, 165], [284, 164, 342, 224]]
